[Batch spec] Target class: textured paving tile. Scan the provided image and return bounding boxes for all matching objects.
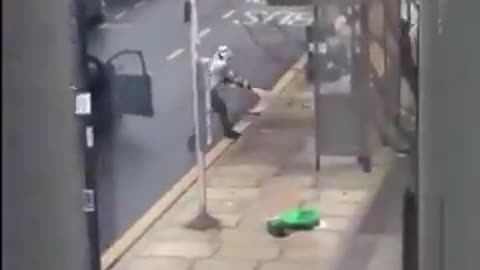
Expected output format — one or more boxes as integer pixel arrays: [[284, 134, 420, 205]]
[[193, 259, 257, 270]]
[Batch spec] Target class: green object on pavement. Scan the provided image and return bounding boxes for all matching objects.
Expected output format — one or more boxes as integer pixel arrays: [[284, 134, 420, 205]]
[[266, 207, 320, 238]]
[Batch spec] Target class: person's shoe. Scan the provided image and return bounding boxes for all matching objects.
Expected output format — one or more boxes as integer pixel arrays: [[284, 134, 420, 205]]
[[224, 130, 241, 140]]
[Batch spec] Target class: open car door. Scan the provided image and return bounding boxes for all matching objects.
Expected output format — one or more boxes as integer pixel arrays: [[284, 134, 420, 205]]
[[105, 50, 154, 117]]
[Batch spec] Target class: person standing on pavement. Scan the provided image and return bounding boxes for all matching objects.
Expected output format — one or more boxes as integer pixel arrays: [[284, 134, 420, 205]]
[[207, 45, 254, 139]]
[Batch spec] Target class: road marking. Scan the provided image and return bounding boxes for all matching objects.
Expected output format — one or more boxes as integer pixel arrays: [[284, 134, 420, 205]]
[[222, 9, 236, 19], [115, 11, 127, 20], [199, 28, 211, 39], [134, 1, 145, 8], [233, 120, 253, 133], [166, 48, 185, 60], [99, 23, 134, 29], [246, 0, 266, 4], [239, 10, 313, 27]]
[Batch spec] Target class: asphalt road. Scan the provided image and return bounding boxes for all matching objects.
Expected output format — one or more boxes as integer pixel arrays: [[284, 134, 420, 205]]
[[88, 0, 312, 250]]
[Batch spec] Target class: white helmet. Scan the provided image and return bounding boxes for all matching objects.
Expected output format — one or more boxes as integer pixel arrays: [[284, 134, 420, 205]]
[[216, 45, 233, 61]]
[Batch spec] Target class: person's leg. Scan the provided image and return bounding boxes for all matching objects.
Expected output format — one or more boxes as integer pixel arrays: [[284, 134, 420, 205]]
[[210, 89, 240, 139]]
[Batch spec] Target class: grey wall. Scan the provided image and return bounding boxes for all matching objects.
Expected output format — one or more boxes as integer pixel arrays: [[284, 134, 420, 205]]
[[419, 0, 480, 269], [2, 0, 91, 269]]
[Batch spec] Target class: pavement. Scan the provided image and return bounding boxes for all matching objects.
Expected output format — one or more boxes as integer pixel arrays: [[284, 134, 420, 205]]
[[88, 0, 318, 251], [106, 65, 404, 270]]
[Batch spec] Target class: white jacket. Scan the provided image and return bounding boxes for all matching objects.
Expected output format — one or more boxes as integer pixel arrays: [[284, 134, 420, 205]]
[[207, 53, 249, 92]]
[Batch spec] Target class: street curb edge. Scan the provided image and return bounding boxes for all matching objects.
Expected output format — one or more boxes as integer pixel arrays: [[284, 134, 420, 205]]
[[100, 53, 307, 270]]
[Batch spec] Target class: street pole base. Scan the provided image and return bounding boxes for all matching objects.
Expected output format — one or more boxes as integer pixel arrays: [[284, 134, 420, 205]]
[[185, 211, 220, 231]]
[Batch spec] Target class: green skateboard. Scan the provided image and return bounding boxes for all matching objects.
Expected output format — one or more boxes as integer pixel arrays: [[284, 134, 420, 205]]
[[266, 207, 320, 238]]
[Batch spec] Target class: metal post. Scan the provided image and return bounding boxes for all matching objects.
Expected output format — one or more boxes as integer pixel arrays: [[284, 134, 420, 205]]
[[312, 3, 323, 172], [74, 0, 102, 269], [3, 0, 91, 269], [185, 0, 219, 230]]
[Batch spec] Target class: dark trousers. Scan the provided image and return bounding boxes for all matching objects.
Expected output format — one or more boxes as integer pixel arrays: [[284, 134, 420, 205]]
[[210, 88, 233, 134]]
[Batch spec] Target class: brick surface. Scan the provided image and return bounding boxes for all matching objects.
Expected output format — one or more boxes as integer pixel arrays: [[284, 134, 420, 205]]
[[140, 241, 218, 258], [193, 259, 257, 270]]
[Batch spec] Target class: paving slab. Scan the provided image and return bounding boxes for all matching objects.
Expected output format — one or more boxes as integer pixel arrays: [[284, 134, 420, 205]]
[[305, 200, 360, 217], [207, 187, 260, 200], [220, 229, 277, 244], [139, 241, 219, 258], [259, 260, 332, 270], [112, 257, 191, 270], [193, 259, 258, 270], [216, 243, 281, 261], [144, 225, 219, 242]]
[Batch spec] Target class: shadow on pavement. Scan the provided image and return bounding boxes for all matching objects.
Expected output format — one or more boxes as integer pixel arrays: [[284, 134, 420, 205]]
[[334, 155, 412, 270]]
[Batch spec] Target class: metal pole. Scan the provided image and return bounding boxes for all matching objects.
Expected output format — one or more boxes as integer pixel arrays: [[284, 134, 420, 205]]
[[3, 0, 91, 269], [74, 0, 102, 269], [186, 0, 219, 230], [312, 3, 322, 172]]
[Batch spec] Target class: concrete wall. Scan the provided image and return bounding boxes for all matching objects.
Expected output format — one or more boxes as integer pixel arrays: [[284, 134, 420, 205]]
[[2, 0, 91, 269], [419, 0, 480, 269]]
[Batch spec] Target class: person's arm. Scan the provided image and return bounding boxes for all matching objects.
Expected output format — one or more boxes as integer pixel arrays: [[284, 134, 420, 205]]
[[223, 69, 252, 90]]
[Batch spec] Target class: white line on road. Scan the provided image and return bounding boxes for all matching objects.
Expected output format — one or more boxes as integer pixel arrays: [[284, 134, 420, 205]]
[[221, 10, 236, 19], [134, 1, 145, 8], [166, 48, 185, 60], [99, 23, 134, 29], [115, 11, 127, 20], [199, 28, 211, 39]]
